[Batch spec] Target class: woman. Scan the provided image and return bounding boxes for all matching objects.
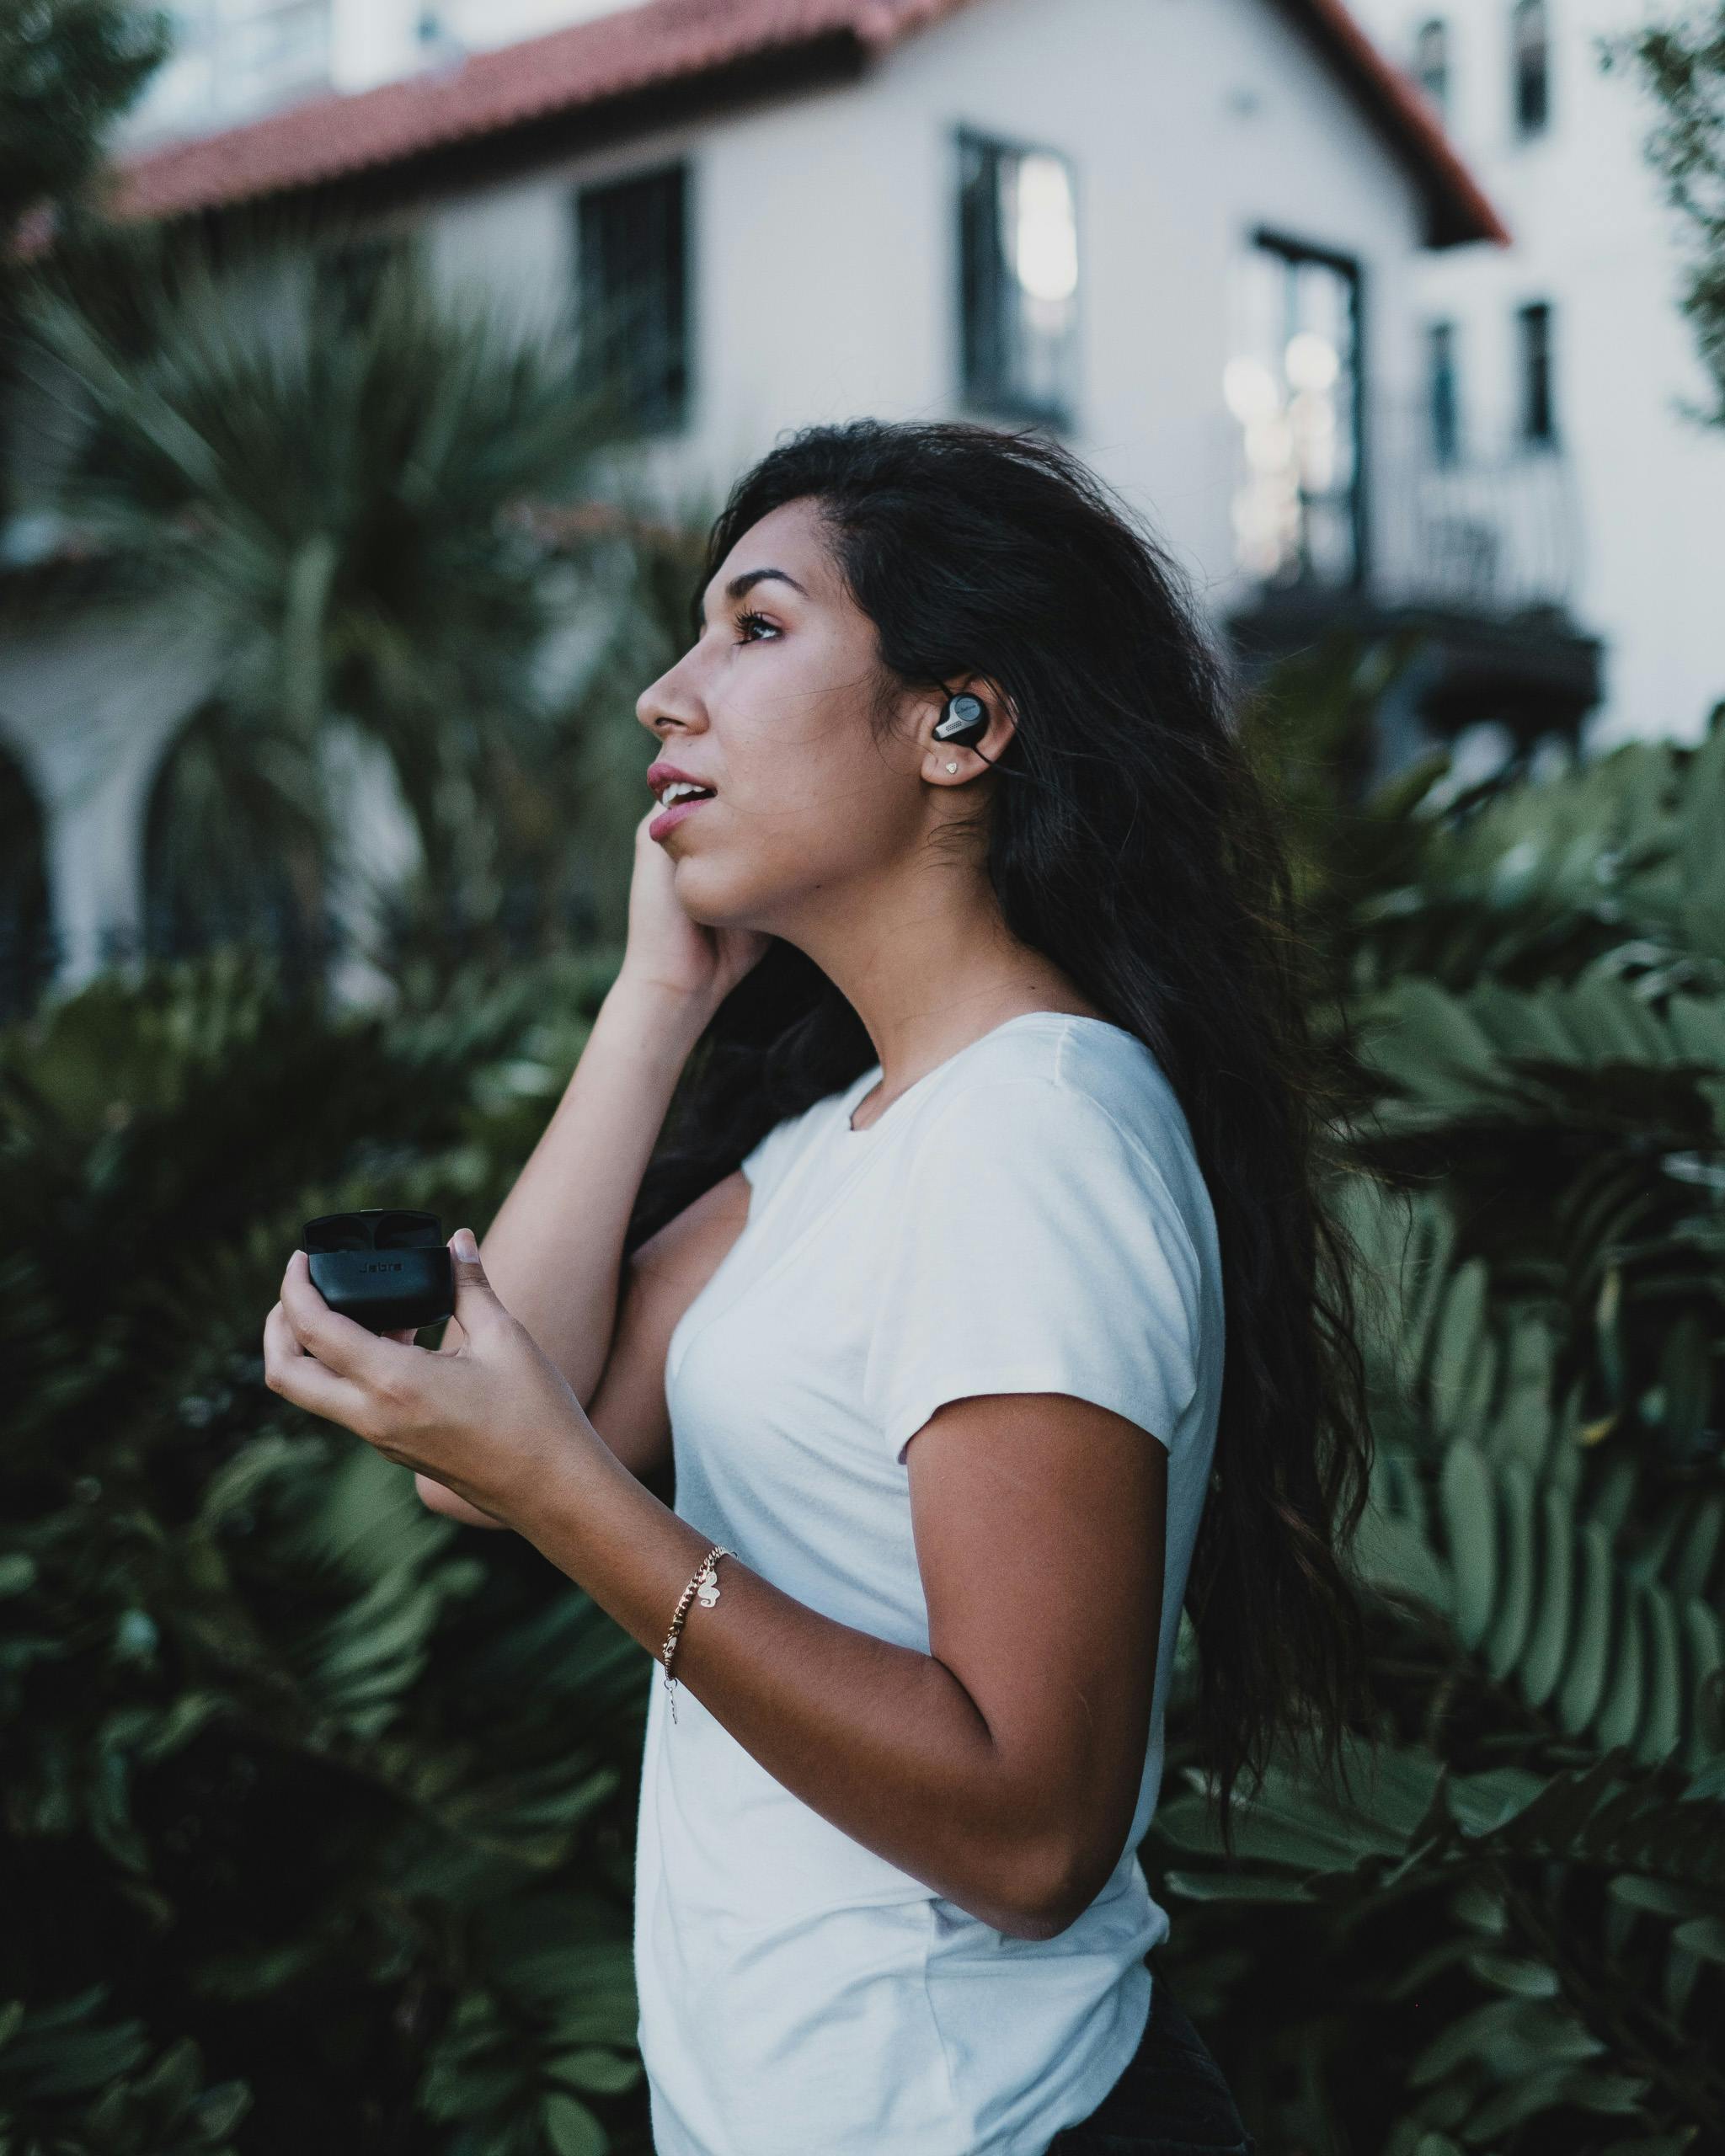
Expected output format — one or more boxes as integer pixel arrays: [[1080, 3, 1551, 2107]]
[[264, 417, 1378, 2154]]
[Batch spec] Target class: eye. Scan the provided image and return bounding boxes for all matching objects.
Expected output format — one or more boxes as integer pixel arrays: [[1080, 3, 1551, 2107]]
[[734, 607, 779, 644]]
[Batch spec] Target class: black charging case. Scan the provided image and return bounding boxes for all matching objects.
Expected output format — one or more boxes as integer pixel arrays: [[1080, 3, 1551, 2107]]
[[302, 1209, 455, 1333]]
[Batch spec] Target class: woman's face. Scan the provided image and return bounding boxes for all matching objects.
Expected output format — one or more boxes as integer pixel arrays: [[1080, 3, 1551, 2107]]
[[634, 495, 956, 934]]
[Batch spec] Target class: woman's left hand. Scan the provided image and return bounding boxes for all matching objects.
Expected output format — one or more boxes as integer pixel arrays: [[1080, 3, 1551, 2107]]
[[262, 1228, 597, 1529]]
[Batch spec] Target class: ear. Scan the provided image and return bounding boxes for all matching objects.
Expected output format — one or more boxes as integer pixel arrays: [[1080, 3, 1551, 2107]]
[[925, 675, 1017, 779]]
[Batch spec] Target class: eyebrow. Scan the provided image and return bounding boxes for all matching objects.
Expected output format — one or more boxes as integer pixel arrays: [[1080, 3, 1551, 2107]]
[[695, 566, 810, 632]]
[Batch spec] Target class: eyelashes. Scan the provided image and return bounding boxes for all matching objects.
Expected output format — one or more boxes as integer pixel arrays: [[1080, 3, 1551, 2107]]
[[734, 608, 779, 644]]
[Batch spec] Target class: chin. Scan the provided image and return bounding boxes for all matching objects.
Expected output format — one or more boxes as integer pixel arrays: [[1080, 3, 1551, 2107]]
[[679, 857, 809, 938], [665, 857, 750, 921]]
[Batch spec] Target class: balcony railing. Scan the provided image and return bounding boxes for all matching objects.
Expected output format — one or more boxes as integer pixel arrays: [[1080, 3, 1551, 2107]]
[[1228, 393, 1583, 621], [1368, 398, 1581, 616]]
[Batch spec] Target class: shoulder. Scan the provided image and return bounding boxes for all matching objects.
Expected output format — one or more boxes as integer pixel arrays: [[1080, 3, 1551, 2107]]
[[897, 1018, 1213, 1278], [924, 1017, 1202, 1189], [864, 1020, 1215, 1461], [1049, 1018, 1210, 1225]]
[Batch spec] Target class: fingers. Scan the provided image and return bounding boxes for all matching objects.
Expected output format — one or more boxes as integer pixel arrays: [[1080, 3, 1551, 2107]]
[[263, 1299, 379, 1431], [278, 1247, 401, 1385], [447, 1228, 508, 1335]]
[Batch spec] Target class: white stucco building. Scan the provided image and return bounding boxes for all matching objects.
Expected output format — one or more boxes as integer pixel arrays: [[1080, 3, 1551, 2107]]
[[2, 0, 1516, 995], [1349, 0, 1725, 750]]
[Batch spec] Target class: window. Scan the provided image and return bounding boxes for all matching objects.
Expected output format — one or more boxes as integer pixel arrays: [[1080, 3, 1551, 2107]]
[[1413, 18, 1450, 117], [574, 161, 692, 436], [957, 129, 1079, 427], [313, 232, 414, 332], [1427, 320, 1460, 465], [1225, 232, 1365, 590], [1516, 301, 1556, 445], [1511, 0, 1549, 137]]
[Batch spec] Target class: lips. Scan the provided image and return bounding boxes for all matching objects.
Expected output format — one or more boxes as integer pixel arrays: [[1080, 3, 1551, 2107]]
[[649, 791, 714, 839]]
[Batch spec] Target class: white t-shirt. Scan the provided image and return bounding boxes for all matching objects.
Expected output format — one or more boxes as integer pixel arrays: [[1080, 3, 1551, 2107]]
[[633, 1011, 1225, 2156]]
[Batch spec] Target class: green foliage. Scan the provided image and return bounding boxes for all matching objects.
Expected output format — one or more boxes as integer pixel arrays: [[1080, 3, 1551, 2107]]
[[12, 221, 638, 982], [6, 616, 1724, 2146], [0, 0, 172, 246], [1, 945, 659, 2153], [1604, 4, 1725, 430], [537, 475, 728, 954], [1148, 699, 1725, 2153]]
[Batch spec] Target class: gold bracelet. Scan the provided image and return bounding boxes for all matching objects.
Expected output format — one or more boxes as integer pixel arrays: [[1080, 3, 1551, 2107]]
[[660, 1544, 729, 1724]]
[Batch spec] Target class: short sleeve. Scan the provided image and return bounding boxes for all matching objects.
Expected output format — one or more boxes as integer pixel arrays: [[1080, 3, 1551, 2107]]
[[863, 1078, 1204, 1467]]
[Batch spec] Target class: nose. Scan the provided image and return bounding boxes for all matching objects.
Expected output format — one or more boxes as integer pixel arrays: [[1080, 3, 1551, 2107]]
[[637, 659, 704, 735]]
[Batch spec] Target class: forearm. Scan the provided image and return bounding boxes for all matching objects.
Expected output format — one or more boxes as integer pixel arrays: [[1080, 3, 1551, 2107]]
[[505, 1433, 1067, 1941], [445, 976, 712, 1401]]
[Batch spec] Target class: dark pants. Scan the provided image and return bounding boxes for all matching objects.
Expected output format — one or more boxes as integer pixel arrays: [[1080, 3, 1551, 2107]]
[[1044, 1968, 1256, 2155]]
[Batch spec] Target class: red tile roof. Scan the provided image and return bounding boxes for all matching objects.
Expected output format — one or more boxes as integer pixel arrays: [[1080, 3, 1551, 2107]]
[[1275, 0, 1505, 244], [91, 0, 1504, 248]]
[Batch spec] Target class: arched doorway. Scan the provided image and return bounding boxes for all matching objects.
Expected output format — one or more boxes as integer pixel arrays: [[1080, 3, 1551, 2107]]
[[0, 743, 53, 1025], [141, 695, 330, 990]]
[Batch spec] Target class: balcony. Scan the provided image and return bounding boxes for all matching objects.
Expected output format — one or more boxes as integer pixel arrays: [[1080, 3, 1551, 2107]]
[[1224, 392, 1602, 750]]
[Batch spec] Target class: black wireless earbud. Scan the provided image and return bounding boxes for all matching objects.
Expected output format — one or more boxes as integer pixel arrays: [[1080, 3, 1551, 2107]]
[[932, 684, 1060, 790], [933, 691, 990, 749]]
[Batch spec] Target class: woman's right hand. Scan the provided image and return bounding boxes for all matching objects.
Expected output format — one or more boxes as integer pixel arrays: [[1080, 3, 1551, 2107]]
[[616, 799, 772, 1014]]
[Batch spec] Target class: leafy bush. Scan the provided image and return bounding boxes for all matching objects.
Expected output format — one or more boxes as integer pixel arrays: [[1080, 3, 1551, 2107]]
[[13, 221, 649, 986], [1149, 699, 1725, 2154], [4, 690, 1722, 2153], [2, 943, 659, 2154]]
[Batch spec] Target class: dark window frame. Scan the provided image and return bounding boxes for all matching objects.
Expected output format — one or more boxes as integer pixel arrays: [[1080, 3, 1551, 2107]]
[[1516, 299, 1557, 446], [1511, 0, 1550, 138], [954, 124, 1081, 432], [312, 228, 419, 332], [572, 157, 693, 439], [1427, 318, 1460, 466], [1251, 226, 1370, 592]]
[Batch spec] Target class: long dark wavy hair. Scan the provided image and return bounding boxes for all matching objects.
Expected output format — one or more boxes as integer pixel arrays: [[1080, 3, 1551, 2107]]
[[622, 416, 1381, 1852]]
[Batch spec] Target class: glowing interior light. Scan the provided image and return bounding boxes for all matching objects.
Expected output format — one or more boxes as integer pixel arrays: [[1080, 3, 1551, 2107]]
[[1224, 356, 1280, 423], [1284, 330, 1339, 391], [1010, 152, 1078, 303], [1245, 414, 1294, 472]]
